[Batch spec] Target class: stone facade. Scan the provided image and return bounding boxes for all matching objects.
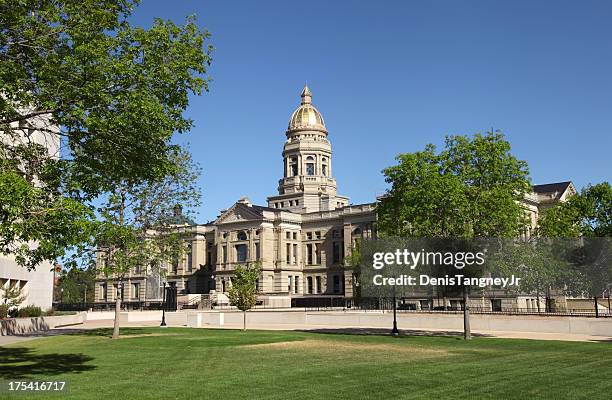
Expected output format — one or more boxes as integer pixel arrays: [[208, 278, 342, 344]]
[[94, 87, 575, 309]]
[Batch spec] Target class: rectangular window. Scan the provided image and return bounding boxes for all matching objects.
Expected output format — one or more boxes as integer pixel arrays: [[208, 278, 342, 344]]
[[286, 232, 291, 239], [187, 247, 193, 272], [236, 244, 248, 263], [222, 245, 227, 263], [315, 231, 321, 239], [287, 276, 292, 293], [207, 251, 212, 266], [307, 277, 313, 294], [292, 232, 297, 240], [101, 284, 107, 301], [293, 244, 298, 264], [172, 255, 179, 274], [294, 276, 299, 294], [286, 243, 291, 263], [314, 243, 321, 265], [333, 242, 341, 263], [255, 242, 260, 260], [333, 275, 341, 294], [316, 276, 322, 294], [306, 244, 313, 265], [306, 163, 315, 175], [306, 232, 313, 240], [131, 283, 140, 299]]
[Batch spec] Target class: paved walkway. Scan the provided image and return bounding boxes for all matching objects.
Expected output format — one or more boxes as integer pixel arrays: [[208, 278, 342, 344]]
[[2, 318, 611, 345]]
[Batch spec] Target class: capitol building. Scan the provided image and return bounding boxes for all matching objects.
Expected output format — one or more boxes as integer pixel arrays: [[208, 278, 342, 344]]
[[95, 86, 377, 307], [94, 87, 575, 310]]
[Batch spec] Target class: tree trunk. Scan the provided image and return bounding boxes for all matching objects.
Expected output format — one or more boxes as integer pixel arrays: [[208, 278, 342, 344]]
[[243, 310, 247, 331], [463, 287, 471, 340], [112, 287, 121, 339], [594, 296, 599, 318]]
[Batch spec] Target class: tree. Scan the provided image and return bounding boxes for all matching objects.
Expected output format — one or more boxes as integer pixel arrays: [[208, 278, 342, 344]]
[[539, 182, 612, 238], [0, 0, 212, 269], [538, 182, 612, 315], [378, 131, 531, 339], [54, 266, 97, 304], [93, 147, 201, 339], [228, 263, 262, 331], [1, 284, 26, 311]]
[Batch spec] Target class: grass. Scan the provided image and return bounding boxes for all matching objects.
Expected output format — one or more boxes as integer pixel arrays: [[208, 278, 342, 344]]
[[1, 327, 611, 399]]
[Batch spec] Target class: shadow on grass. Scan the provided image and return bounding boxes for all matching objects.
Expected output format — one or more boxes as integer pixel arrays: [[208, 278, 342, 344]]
[[299, 327, 493, 339], [62, 327, 159, 337], [0, 347, 95, 379]]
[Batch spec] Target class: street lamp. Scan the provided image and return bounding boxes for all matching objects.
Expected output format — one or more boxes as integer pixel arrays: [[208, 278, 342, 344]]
[[391, 286, 399, 336], [160, 281, 167, 327]]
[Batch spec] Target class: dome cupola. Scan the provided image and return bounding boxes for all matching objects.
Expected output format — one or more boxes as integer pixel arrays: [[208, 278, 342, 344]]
[[287, 85, 327, 133]]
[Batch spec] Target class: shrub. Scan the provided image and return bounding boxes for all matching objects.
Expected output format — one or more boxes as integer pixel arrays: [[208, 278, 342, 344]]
[[16, 305, 43, 318], [44, 308, 55, 316], [0, 304, 8, 319]]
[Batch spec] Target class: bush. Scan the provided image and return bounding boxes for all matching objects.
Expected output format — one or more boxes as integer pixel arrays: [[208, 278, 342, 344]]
[[44, 308, 55, 316], [0, 304, 8, 319], [16, 305, 42, 318]]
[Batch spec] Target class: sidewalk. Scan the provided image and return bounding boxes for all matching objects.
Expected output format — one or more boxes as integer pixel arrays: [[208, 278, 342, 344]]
[[1, 317, 610, 345]]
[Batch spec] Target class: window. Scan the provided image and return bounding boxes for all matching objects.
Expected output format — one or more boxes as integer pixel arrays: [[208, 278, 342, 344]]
[[307, 277, 313, 294], [290, 157, 298, 176], [172, 255, 179, 273], [333, 275, 341, 293], [187, 245, 193, 272], [255, 242, 260, 260], [306, 163, 315, 175], [333, 242, 342, 263], [236, 244, 248, 263], [134, 264, 141, 274], [101, 283, 107, 301], [293, 244, 298, 264], [286, 232, 291, 239], [306, 244, 313, 265], [222, 245, 227, 263], [292, 232, 297, 240], [491, 299, 502, 312], [294, 276, 299, 294], [286, 243, 291, 263], [322, 164, 327, 176], [306, 232, 313, 240], [316, 276, 322, 293], [207, 250, 213, 266], [314, 243, 321, 265], [315, 231, 321, 239], [295, 200, 299, 206], [237, 231, 247, 241], [287, 276, 292, 293], [131, 283, 140, 299]]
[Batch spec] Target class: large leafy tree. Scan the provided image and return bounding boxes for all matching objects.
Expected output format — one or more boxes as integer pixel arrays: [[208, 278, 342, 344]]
[[378, 131, 532, 339], [539, 182, 612, 238], [94, 147, 201, 339], [0, 0, 212, 269], [538, 183, 612, 314]]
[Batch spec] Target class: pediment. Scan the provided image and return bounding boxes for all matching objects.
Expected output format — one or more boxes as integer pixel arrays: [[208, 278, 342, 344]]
[[214, 203, 264, 224]]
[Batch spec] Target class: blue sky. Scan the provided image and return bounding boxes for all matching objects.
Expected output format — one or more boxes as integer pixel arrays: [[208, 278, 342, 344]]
[[131, 1, 611, 223]]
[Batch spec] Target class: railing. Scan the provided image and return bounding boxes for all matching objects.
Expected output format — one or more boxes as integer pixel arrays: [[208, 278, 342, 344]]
[[53, 299, 612, 318]]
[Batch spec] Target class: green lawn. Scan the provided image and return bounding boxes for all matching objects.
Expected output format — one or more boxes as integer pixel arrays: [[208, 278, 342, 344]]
[[1, 328, 611, 399]]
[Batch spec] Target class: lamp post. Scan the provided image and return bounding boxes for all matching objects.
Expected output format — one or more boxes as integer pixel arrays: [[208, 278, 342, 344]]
[[391, 286, 399, 336], [160, 281, 167, 327]]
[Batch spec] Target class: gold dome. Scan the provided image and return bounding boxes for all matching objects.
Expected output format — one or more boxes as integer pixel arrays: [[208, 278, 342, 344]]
[[288, 85, 327, 133]]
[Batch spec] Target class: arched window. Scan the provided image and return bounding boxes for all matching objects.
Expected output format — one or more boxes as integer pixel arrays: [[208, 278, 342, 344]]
[[306, 156, 315, 176], [237, 231, 247, 241], [322, 157, 328, 176]]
